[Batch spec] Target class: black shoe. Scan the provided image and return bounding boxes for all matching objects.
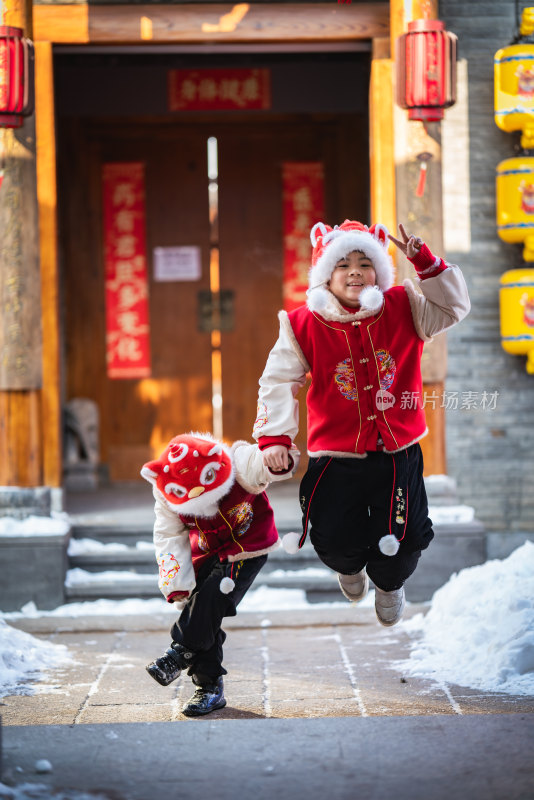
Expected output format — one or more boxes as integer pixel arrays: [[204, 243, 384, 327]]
[[146, 642, 196, 687], [182, 676, 226, 717]]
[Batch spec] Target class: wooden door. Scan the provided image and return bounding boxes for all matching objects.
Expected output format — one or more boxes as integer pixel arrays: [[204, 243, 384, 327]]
[[216, 117, 369, 460], [60, 121, 213, 479], [59, 115, 368, 480]]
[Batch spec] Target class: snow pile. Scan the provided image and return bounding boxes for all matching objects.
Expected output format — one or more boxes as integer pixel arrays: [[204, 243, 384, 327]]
[[67, 538, 128, 555], [398, 541, 534, 696], [0, 619, 73, 700], [240, 584, 347, 611], [240, 585, 311, 611], [0, 515, 70, 538], [67, 538, 154, 555], [65, 568, 157, 586], [3, 598, 175, 619]]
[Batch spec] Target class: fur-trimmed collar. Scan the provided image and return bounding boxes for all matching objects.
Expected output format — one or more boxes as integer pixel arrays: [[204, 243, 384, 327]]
[[306, 286, 384, 321]]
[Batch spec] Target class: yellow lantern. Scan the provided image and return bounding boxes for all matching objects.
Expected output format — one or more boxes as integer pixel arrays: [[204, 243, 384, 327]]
[[496, 157, 534, 261], [494, 44, 534, 147], [500, 268, 534, 373], [494, 7, 534, 148]]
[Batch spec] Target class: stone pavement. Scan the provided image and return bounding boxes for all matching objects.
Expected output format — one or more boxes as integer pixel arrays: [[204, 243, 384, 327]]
[[2, 606, 533, 799]]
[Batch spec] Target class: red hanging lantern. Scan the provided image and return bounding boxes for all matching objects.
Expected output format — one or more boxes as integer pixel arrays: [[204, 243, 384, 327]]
[[396, 19, 457, 122], [0, 26, 34, 129]]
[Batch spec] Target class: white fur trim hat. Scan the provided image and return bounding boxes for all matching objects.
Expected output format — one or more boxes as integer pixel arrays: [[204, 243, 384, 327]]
[[307, 219, 394, 313]]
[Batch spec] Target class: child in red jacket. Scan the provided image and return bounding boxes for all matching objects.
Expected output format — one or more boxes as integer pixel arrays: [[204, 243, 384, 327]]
[[141, 432, 297, 716], [253, 222, 470, 626]]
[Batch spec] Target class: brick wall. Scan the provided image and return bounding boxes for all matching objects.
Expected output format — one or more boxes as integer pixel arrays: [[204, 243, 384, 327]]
[[439, 0, 534, 536]]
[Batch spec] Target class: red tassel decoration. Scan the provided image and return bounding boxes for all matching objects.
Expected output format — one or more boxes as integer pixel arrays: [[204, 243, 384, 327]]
[[416, 163, 427, 197], [415, 152, 433, 198]]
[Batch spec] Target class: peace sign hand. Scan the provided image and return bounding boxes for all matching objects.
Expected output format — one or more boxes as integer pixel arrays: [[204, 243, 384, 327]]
[[388, 223, 423, 260]]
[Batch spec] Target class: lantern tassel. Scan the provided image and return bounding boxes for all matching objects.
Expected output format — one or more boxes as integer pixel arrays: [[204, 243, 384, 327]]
[[415, 163, 427, 198], [415, 152, 433, 198]]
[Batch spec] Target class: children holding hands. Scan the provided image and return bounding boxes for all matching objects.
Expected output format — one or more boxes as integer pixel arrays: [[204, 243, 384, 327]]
[[142, 218, 470, 719]]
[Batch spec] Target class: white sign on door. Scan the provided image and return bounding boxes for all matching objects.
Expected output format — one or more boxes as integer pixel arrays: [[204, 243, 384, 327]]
[[153, 246, 202, 282]]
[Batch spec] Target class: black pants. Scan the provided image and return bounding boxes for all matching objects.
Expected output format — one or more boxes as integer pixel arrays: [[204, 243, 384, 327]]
[[171, 554, 267, 685], [303, 444, 434, 592]]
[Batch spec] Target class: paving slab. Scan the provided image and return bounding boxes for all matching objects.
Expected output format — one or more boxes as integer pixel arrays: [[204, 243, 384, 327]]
[[2, 610, 533, 727], [1, 605, 533, 799]]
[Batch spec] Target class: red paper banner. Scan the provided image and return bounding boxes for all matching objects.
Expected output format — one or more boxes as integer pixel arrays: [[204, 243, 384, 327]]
[[168, 68, 271, 111], [282, 162, 325, 312], [102, 162, 151, 379]]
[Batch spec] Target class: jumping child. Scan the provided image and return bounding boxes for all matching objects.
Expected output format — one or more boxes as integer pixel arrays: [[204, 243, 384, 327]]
[[253, 221, 470, 626]]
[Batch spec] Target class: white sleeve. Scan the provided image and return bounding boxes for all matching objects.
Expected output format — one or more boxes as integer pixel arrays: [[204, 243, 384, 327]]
[[404, 266, 471, 340], [232, 441, 301, 494], [252, 312, 308, 442], [152, 496, 196, 600]]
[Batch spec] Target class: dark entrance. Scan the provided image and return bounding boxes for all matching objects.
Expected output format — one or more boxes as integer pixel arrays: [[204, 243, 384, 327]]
[[56, 50, 370, 479]]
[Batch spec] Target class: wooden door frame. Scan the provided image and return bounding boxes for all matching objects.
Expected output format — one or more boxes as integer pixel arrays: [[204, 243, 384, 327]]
[[34, 1, 396, 485]]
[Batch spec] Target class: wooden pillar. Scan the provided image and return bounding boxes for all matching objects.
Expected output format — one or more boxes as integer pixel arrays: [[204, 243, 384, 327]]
[[370, 36, 396, 239], [0, 0, 44, 486], [35, 41, 61, 488], [388, 0, 447, 476]]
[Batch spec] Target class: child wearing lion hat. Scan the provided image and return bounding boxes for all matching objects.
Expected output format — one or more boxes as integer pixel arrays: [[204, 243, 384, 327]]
[[141, 433, 298, 716]]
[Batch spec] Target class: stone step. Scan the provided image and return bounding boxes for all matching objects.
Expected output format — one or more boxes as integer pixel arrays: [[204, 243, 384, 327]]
[[70, 521, 302, 546], [424, 474, 460, 506], [68, 475, 461, 546], [69, 511, 479, 571], [64, 516, 486, 604], [67, 539, 321, 574], [64, 564, 338, 602], [70, 524, 155, 546]]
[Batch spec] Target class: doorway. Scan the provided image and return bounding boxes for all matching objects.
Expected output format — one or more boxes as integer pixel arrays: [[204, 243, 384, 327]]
[[56, 58, 370, 479]]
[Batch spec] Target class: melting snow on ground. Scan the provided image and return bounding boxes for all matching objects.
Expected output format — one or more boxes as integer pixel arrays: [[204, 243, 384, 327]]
[[396, 540, 534, 696], [0, 783, 111, 799], [0, 619, 73, 700], [0, 586, 347, 702]]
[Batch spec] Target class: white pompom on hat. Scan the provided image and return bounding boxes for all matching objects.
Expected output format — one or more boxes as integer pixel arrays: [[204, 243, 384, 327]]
[[358, 285, 385, 313], [307, 220, 394, 313]]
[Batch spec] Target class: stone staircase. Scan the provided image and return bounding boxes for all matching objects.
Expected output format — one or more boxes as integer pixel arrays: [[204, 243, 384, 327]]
[[65, 519, 339, 604], [64, 476, 486, 605]]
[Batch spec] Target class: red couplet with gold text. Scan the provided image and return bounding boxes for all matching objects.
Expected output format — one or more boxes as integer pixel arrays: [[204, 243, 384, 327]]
[[282, 162, 324, 312], [102, 162, 151, 379]]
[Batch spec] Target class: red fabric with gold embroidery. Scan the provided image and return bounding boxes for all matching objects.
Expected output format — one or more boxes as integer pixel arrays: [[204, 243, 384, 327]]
[[288, 287, 427, 455], [179, 482, 279, 573]]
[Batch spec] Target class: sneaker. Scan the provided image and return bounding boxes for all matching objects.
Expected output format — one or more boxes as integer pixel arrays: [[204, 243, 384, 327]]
[[182, 676, 226, 717], [375, 586, 405, 627], [146, 642, 196, 686], [338, 569, 369, 603]]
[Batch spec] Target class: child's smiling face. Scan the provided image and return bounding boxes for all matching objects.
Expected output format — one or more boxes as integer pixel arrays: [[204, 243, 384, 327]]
[[327, 250, 376, 308]]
